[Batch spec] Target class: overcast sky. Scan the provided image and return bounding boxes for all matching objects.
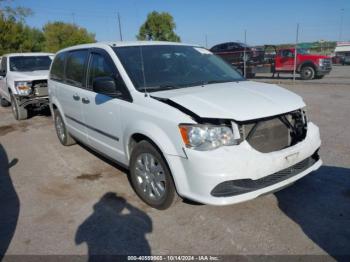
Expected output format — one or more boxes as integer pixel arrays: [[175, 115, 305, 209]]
[[11, 0, 350, 47]]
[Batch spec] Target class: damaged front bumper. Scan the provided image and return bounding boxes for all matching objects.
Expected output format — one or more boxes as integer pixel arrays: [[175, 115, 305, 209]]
[[14, 94, 49, 108], [165, 122, 322, 205]]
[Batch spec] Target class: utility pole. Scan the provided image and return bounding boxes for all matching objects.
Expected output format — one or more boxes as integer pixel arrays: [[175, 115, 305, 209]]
[[339, 8, 345, 41], [71, 12, 76, 25], [243, 29, 247, 78], [293, 23, 299, 83], [117, 12, 123, 41]]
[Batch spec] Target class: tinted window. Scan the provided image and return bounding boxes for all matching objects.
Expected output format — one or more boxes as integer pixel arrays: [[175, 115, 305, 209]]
[[210, 45, 219, 52], [50, 53, 66, 82], [227, 43, 237, 50], [66, 50, 89, 87], [9, 56, 52, 72], [88, 53, 116, 89], [219, 44, 228, 51]]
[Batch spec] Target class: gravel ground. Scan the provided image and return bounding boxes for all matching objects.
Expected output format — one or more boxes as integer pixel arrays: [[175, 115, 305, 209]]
[[0, 66, 349, 259]]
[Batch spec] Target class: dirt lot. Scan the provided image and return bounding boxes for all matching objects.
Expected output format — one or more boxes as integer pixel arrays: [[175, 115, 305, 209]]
[[0, 66, 349, 259]]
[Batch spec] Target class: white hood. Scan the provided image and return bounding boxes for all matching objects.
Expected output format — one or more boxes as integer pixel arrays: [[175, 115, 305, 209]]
[[9, 70, 49, 81], [152, 81, 305, 121]]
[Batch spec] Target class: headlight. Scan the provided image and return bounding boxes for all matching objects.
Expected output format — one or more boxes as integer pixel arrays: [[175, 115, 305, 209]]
[[15, 81, 32, 96], [179, 124, 241, 151]]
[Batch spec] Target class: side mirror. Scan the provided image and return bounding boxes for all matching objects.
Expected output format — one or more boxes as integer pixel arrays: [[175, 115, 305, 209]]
[[0, 70, 6, 77], [92, 76, 119, 97]]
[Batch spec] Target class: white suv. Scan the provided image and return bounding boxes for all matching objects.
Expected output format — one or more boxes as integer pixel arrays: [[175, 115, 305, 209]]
[[48, 42, 322, 209], [0, 53, 54, 120]]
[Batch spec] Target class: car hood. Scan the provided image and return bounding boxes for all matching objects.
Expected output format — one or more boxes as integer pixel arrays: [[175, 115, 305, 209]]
[[9, 70, 49, 80], [152, 81, 305, 121], [300, 54, 330, 60]]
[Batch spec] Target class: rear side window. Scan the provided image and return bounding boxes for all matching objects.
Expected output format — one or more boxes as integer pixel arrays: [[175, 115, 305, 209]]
[[50, 53, 66, 82], [65, 50, 89, 87]]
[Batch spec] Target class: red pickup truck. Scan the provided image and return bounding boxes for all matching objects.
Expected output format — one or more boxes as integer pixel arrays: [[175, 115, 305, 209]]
[[212, 44, 332, 80], [272, 48, 332, 79]]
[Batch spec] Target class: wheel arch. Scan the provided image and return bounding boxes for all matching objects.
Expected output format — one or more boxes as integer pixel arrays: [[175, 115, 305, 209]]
[[50, 98, 67, 123], [127, 132, 184, 195], [125, 127, 185, 162], [297, 60, 317, 72]]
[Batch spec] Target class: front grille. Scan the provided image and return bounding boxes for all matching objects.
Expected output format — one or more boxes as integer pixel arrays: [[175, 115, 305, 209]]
[[32, 80, 48, 97], [322, 59, 332, 68], [239, 110, 307, 153], [211, 150, 320, 197]]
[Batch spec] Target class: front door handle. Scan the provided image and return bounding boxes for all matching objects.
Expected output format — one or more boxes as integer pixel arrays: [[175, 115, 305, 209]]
[[73, 94, 80, 101], [82, 97, 90, 104]]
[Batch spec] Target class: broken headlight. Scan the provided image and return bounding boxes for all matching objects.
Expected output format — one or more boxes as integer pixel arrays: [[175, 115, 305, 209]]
[[15, 81, 32, 96]]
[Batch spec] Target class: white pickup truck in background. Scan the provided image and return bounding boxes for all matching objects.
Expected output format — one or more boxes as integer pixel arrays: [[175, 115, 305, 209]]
[[0, 53, 54, 120]]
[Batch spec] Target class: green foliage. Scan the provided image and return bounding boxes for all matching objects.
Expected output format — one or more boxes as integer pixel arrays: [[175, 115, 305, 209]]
[[137, 11, 180, 42], [0, 0, 33, 21], [0, 15, 44, 54], [0, 0, 95, 55], [42, 22, 96, 53]]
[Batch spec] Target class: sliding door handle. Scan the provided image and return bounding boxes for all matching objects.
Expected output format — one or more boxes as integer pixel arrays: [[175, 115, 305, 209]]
[[82, 97, 90, 104], [73, 94, 80, 101]]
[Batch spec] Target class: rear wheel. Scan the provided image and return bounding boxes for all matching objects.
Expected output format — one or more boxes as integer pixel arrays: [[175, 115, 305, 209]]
[[129, 140, 178, 209], [300, 66, 315, 80], [54, 109, 76, 146], [11, 94, 28, 120]]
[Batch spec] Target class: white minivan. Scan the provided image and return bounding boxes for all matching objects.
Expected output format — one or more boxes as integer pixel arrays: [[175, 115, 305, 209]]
[[48, 42, 322, 209]]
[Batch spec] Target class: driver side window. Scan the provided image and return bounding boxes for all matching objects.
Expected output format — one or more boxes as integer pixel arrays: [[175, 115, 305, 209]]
[[87, 52, 131, 102], [88, 53, 116, 89], [282, 50, 293, 58]]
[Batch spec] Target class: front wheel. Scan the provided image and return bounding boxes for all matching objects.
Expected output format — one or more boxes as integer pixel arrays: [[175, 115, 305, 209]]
[[0, 96, 10, 107], [300, 66, 315, 80], [11, 94, 28, 120], [129, 140, 178, 209]]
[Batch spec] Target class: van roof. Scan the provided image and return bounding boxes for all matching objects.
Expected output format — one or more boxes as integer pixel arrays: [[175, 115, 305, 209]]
[[3, 52, 54, 57], [57, 41, 200, 53]]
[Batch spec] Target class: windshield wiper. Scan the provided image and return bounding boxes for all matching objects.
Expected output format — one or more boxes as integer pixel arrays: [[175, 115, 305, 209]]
[[143, 84, 179, 92]]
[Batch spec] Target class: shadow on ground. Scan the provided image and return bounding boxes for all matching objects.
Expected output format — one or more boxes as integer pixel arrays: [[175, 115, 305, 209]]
[[75, 192, 152, 261], [275, 165, 350, 258], [0, 144, 20, 259]]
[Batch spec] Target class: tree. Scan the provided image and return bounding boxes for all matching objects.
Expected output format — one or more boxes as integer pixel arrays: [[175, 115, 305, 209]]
[[0, 0, 33, 21], [137, 11, 180, 42], [0, 0, 39, 55], [43, 22, 96, 52]]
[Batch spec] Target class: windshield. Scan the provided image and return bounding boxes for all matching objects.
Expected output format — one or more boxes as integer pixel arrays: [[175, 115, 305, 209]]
[[10, 56, 52, 72], [113, 45, 244, 92], [297, 48, 310, 55]]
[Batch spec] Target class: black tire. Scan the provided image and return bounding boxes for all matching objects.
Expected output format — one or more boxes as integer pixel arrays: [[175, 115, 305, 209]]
[[246, 73, 256, 78], [54, 109, 76, 146], [300, 66, 315, 80], [11, 94, 28, 120], [0, 96, 10, 107], [129, 140, 178, 209]]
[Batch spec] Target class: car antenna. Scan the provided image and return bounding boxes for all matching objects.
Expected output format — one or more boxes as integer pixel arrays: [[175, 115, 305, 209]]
[[139, 46, 148, 97]]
